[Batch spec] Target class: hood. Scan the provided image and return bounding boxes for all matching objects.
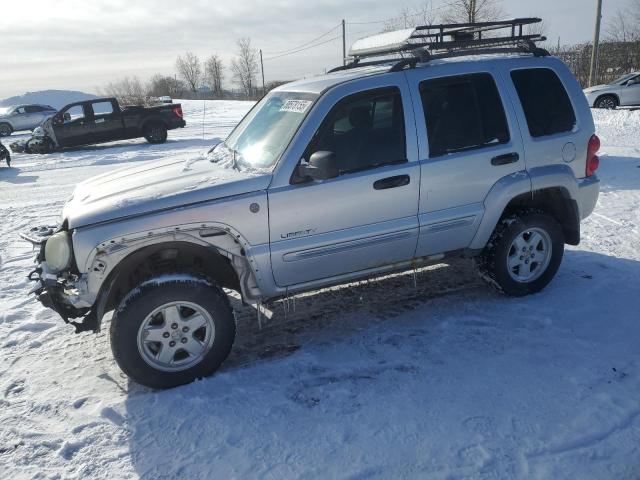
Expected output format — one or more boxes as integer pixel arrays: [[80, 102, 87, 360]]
[[583, 84, 609, 93], [64, 156, 272, 228]]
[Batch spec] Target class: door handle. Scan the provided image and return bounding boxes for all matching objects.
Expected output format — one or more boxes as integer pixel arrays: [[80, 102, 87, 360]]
[[491, 152, 519, 166], [373, 174, 410, 190]]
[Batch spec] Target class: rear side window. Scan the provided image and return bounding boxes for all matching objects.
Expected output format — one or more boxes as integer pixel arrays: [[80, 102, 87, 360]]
[[420, 73, 509, 157], [511, 68, 576, 137], [25, 106, 43, 113], [92, 101, 114, 116]]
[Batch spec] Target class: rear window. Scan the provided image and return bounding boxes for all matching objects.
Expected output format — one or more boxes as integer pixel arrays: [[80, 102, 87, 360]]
[[419, 73, 510, 157], [510, 68, 576, 137], [92, 101, 114, 115]]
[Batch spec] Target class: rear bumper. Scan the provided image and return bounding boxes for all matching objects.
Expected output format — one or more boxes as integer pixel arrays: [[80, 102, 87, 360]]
[[576, 175, 600, 220], [169, 118, 186, 129]]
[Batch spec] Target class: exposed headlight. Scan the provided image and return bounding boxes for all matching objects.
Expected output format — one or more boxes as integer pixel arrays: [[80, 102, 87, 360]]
[[45, 232, 73, 272]]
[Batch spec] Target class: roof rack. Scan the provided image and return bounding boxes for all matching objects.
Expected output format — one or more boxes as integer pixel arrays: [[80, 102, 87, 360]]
[[330, 18, 548, 73]]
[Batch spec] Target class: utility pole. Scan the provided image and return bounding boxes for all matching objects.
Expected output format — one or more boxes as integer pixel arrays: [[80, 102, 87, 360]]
[[589, 0, 603, 87], [342, 19, 346, 65], [469, 0, 476, 22], [259, 49, 265, 96]]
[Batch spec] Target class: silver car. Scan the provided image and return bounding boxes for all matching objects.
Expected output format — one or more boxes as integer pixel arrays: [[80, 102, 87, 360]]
[[22, 23, 601, 389], [583, 72, 640, 108], [0, 104, 58, 136]]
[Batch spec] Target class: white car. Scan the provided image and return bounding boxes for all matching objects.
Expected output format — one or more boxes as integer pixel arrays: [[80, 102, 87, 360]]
[[583, 72, 640, 109], [0, 104, 58, 136]]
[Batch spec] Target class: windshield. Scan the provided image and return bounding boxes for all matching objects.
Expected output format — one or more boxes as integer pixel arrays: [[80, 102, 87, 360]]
[[210, 91, 318, 171], [609, 73, 637, 85]]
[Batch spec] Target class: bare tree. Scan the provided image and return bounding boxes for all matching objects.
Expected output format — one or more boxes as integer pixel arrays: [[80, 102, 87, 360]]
[[606, 2, 640, 43], [382, 2, 439, 32], [101, 76, 148, 106], [443, 0, 505, 23], [231, 38, 258, 98], [176, 52, 202, 93], [148, 74, 185, 98], [204, 55, 225, 98]]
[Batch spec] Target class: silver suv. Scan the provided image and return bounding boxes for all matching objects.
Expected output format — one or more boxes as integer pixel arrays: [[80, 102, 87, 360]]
[[0, 104, 57, 136], [23, 21, 601, 388], [583, 72, 640, 109]]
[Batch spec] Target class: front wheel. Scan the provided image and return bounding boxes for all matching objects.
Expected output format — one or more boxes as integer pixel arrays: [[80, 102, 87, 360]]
[[143, 123, 168, 144], [0, 123, 12, 137], [594, 95, 618, 109], [476, 211, 564, 296], [110, 275, 236, 389]]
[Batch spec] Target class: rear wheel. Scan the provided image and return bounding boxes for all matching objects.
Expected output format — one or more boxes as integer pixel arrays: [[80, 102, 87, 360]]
[[0, 123, 12, 137], [595, 95, 618, 109], [143, 122, 168, 144], [110, 275, 236, 389], [476, 211, 564, 296]]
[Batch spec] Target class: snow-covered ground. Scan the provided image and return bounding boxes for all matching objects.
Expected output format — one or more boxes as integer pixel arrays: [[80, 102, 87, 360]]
[[1, 101, 639, 479]]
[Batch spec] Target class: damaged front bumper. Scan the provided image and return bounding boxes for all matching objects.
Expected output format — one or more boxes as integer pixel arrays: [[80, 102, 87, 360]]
[[20, 226, 99, 333]]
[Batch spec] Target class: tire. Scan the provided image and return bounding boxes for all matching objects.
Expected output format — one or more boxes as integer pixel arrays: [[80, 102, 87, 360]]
[[143, 122, 168, 144], [476, 210, 564, 297], [0, 123, 12, 137], [110, 275, 236, 389], [594, 95, 618, 109]]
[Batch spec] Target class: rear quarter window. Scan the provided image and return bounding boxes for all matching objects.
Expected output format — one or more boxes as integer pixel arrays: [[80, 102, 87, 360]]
[[510, 68, 576, 137]]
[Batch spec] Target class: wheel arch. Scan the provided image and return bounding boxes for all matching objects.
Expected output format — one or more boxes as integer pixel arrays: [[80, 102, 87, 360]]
[[140, 116, 169, 132], [471, 168, 581, 250], [500, 187, 580, 245], [99, 240, 240, 323]]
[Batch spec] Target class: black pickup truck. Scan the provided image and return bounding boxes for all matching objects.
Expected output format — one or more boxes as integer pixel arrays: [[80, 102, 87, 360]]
[[10, 97, 186, 154]]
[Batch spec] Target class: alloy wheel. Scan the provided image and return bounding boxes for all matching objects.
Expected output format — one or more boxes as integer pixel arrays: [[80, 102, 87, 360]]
[[137, 301, 216, 372]]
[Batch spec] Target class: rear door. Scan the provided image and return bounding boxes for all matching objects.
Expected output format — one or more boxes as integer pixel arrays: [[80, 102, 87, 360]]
[[23, 106, 48, 129], [53, 104, 93, 147], [405, 65, 526, 257], [268, 77, 421, 287], [88, 100, 123, 142]]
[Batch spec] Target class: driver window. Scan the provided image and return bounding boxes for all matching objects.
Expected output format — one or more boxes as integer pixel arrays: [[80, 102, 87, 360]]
[[63, 105, 85, 124], [305, 87, 406, 174], [629, 76, 640, 86]]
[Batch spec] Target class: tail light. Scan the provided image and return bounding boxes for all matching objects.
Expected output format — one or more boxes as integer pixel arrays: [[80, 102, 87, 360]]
[[586, 134, 600, 177], [172, 106, 183, 118]]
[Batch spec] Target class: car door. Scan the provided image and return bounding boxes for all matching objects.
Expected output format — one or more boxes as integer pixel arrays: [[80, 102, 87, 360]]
[[404, 65, 526, 257], [268, 76, 421, 287], [618, 74, 640, 106], [89, 100, 124, 142], [53, 104, 93, 147], [23, 106, 47, 129]]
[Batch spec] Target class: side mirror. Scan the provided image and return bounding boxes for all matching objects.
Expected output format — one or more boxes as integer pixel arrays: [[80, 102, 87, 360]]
[[297, 151, 338, 181], [53, 114, 63, 125]]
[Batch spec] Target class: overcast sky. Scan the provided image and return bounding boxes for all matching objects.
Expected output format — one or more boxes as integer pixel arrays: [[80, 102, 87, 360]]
[[0, 0, 631, 98]]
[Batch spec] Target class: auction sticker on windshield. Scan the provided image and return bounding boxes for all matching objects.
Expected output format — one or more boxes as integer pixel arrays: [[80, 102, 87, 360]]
[[280, 99, 313, 113]]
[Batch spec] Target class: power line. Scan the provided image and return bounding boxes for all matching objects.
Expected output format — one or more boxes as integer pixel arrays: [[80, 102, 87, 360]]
[[263, 23, 342, 56], [263, 34, 342, 61], [347, 3, 451, 26]]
